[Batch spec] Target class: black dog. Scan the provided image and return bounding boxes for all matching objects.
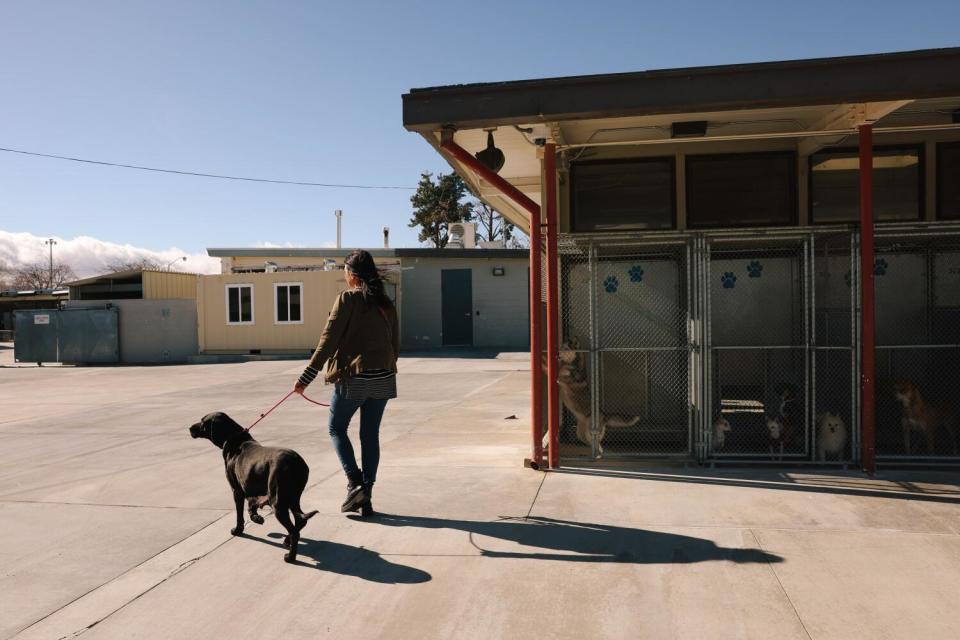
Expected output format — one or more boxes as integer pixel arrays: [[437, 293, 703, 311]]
[[189, 412, 317, 562]]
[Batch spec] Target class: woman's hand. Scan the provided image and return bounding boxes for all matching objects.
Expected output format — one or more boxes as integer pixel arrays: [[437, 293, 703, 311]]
[[293, 381, 306, 395]]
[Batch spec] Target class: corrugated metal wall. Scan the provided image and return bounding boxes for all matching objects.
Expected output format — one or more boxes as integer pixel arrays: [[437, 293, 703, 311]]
[[143, 272, 198, 300]]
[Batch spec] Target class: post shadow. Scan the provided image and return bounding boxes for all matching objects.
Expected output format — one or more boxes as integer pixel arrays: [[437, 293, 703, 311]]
[[352, 514, 782, 565], [551, 467, 960, 505], [256, 532, 432, 584]]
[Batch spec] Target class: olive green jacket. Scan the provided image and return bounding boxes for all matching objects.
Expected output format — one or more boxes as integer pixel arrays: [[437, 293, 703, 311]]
[[299, 290, 399, 386]]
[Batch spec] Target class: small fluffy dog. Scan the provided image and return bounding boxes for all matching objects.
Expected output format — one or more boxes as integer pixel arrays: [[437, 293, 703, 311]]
[[547, 338, 641, 455], [189, 412, 317, 563], [895, 382, 957, 455], [816, 412, 848, 461], [713, 416, 732, 450]]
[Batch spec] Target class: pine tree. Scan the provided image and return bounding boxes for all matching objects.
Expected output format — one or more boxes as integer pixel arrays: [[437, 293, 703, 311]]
[[409, 172, 474, 248]]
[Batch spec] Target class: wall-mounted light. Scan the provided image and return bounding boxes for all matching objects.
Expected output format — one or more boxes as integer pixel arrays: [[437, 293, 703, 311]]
[[671, 121, 708, 138], [492, 266, 505, 277], [475, 129, 506, 173]]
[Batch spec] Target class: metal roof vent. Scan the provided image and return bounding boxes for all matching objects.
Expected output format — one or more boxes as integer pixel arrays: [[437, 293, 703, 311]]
[[447, 222, 477, 249]]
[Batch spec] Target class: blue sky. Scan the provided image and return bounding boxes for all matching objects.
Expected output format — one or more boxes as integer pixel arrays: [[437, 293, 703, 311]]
[[1, 0, 958, 257]]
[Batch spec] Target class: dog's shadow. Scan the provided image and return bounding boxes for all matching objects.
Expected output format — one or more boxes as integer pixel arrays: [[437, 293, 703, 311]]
[[255, 532, 431, 584]]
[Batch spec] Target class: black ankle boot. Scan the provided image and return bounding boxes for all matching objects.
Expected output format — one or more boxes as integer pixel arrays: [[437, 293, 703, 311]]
[[341, 472, 366, 513], [360, 482, 374, 517]]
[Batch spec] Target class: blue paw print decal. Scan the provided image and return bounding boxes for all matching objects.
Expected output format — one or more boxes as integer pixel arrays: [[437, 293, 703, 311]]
[[603, 275, 619, 293], [720, 272, 737, 289], [747, 261, 763, 278], [628, 265, 644, 283], [874, 258, 888, 276]]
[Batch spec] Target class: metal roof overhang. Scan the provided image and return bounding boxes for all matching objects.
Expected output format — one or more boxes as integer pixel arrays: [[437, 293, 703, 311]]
[[402, 47, 960, 232], [403, 48, 960, 130], [65, 269, 199, 287], [65, 270, 144, 288], [207, 248, 529, 259]]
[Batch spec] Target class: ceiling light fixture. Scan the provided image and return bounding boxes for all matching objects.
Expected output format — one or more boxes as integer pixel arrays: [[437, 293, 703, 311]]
[[475, 129, 506, 173]]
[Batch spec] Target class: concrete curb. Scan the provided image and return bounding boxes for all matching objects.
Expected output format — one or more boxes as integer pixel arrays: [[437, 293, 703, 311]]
[[13, 514, 233, 640]]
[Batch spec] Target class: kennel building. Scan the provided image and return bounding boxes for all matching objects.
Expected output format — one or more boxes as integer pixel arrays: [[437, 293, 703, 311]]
[[404, 47, 960, 470]]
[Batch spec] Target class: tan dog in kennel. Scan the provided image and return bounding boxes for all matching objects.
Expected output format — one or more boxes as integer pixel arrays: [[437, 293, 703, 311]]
[[895, 381, 957, 455], [544, 337, 642, 455]]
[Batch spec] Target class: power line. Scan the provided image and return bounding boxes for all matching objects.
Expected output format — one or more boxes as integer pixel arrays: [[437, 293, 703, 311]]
[[0, 146, 415, 190]]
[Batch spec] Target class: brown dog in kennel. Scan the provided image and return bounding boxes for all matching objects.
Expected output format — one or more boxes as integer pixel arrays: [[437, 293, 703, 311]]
[[895, 381, 958, 455]]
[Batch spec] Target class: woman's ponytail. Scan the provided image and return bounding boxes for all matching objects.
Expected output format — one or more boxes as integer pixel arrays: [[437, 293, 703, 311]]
[[344, 250, 393, 311]]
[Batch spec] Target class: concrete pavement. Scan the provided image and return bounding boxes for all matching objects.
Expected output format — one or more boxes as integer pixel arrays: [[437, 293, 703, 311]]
[[2, 343, 960, 639]]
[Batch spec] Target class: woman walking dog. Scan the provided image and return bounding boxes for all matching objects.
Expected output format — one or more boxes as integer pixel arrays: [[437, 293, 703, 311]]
[[294, 250, 398, 517]]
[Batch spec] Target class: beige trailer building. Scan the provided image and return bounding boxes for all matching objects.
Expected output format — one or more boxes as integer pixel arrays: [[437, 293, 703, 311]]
[[203, 247, 530, 353]]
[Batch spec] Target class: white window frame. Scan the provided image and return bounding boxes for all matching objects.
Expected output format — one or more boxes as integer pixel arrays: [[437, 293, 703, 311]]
[[225, 284, 255, 325], [273, 282, 305, 325]]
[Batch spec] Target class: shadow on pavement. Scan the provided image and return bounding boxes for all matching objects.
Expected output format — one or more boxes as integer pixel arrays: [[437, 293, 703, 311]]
[[551, 467, 960, 505], [352, 514, 782, 565], [258, 532, 432, 583], [401, 349, 519, 359]]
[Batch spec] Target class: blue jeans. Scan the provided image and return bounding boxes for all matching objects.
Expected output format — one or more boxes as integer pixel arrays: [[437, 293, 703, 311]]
[[327, 385, 388, 484]]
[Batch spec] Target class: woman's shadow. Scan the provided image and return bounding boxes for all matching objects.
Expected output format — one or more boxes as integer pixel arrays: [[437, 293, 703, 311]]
[[258, 533, 432, 584], [349, 513, 783, 565], [248, 512, 780, 582]]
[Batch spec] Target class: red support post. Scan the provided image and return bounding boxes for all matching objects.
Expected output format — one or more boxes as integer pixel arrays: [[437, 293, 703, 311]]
[[544, 143, 560, 469], [859, 124, 877, 475], [529, 186, 544, 468], [438, 131, 545, 468]]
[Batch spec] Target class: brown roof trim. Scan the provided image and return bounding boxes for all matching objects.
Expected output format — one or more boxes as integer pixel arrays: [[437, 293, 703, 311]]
[[403, 47, 960, 130]]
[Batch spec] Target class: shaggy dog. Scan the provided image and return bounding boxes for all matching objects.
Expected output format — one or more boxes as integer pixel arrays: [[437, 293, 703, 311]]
[[816, 412, 848, 461]]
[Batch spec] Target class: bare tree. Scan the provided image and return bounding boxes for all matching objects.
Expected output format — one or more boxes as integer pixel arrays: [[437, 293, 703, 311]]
[[12, 262, 77, 289], [0, 260, 13, 290], [507, 231, 529, 249], [105, 257, 164, 272], [474, 201, 516, 245]]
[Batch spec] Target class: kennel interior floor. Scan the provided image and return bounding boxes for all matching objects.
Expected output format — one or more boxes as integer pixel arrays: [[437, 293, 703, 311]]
[[2, 343, 960, 640]]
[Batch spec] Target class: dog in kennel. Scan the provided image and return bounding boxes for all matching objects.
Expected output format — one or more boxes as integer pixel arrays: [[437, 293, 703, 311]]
[[766, 384, 803, 458], [547, 338, 642, 455], [895, 381, 958, 455]]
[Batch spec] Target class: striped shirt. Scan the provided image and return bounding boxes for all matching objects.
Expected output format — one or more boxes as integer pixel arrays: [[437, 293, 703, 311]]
[[298, 365, 322, 387], [298, 366, 396, 401], [341, 369, 397, 401]]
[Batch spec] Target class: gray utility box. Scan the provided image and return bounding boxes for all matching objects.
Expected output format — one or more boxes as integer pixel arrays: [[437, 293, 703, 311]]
[[14, 307, 120, 364]]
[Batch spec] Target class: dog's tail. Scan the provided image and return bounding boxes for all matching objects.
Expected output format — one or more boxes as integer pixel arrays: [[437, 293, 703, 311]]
[[606, 414, 641, 429], [292, 504, 318, 530]]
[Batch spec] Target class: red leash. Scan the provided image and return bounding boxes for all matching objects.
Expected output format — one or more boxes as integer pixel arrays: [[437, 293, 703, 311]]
[[246, 390, 329, 432]]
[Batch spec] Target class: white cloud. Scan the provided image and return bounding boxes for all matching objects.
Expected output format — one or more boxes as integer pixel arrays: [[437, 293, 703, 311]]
[[253, 241, 307, 249], [0, 230, 221, 277]]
